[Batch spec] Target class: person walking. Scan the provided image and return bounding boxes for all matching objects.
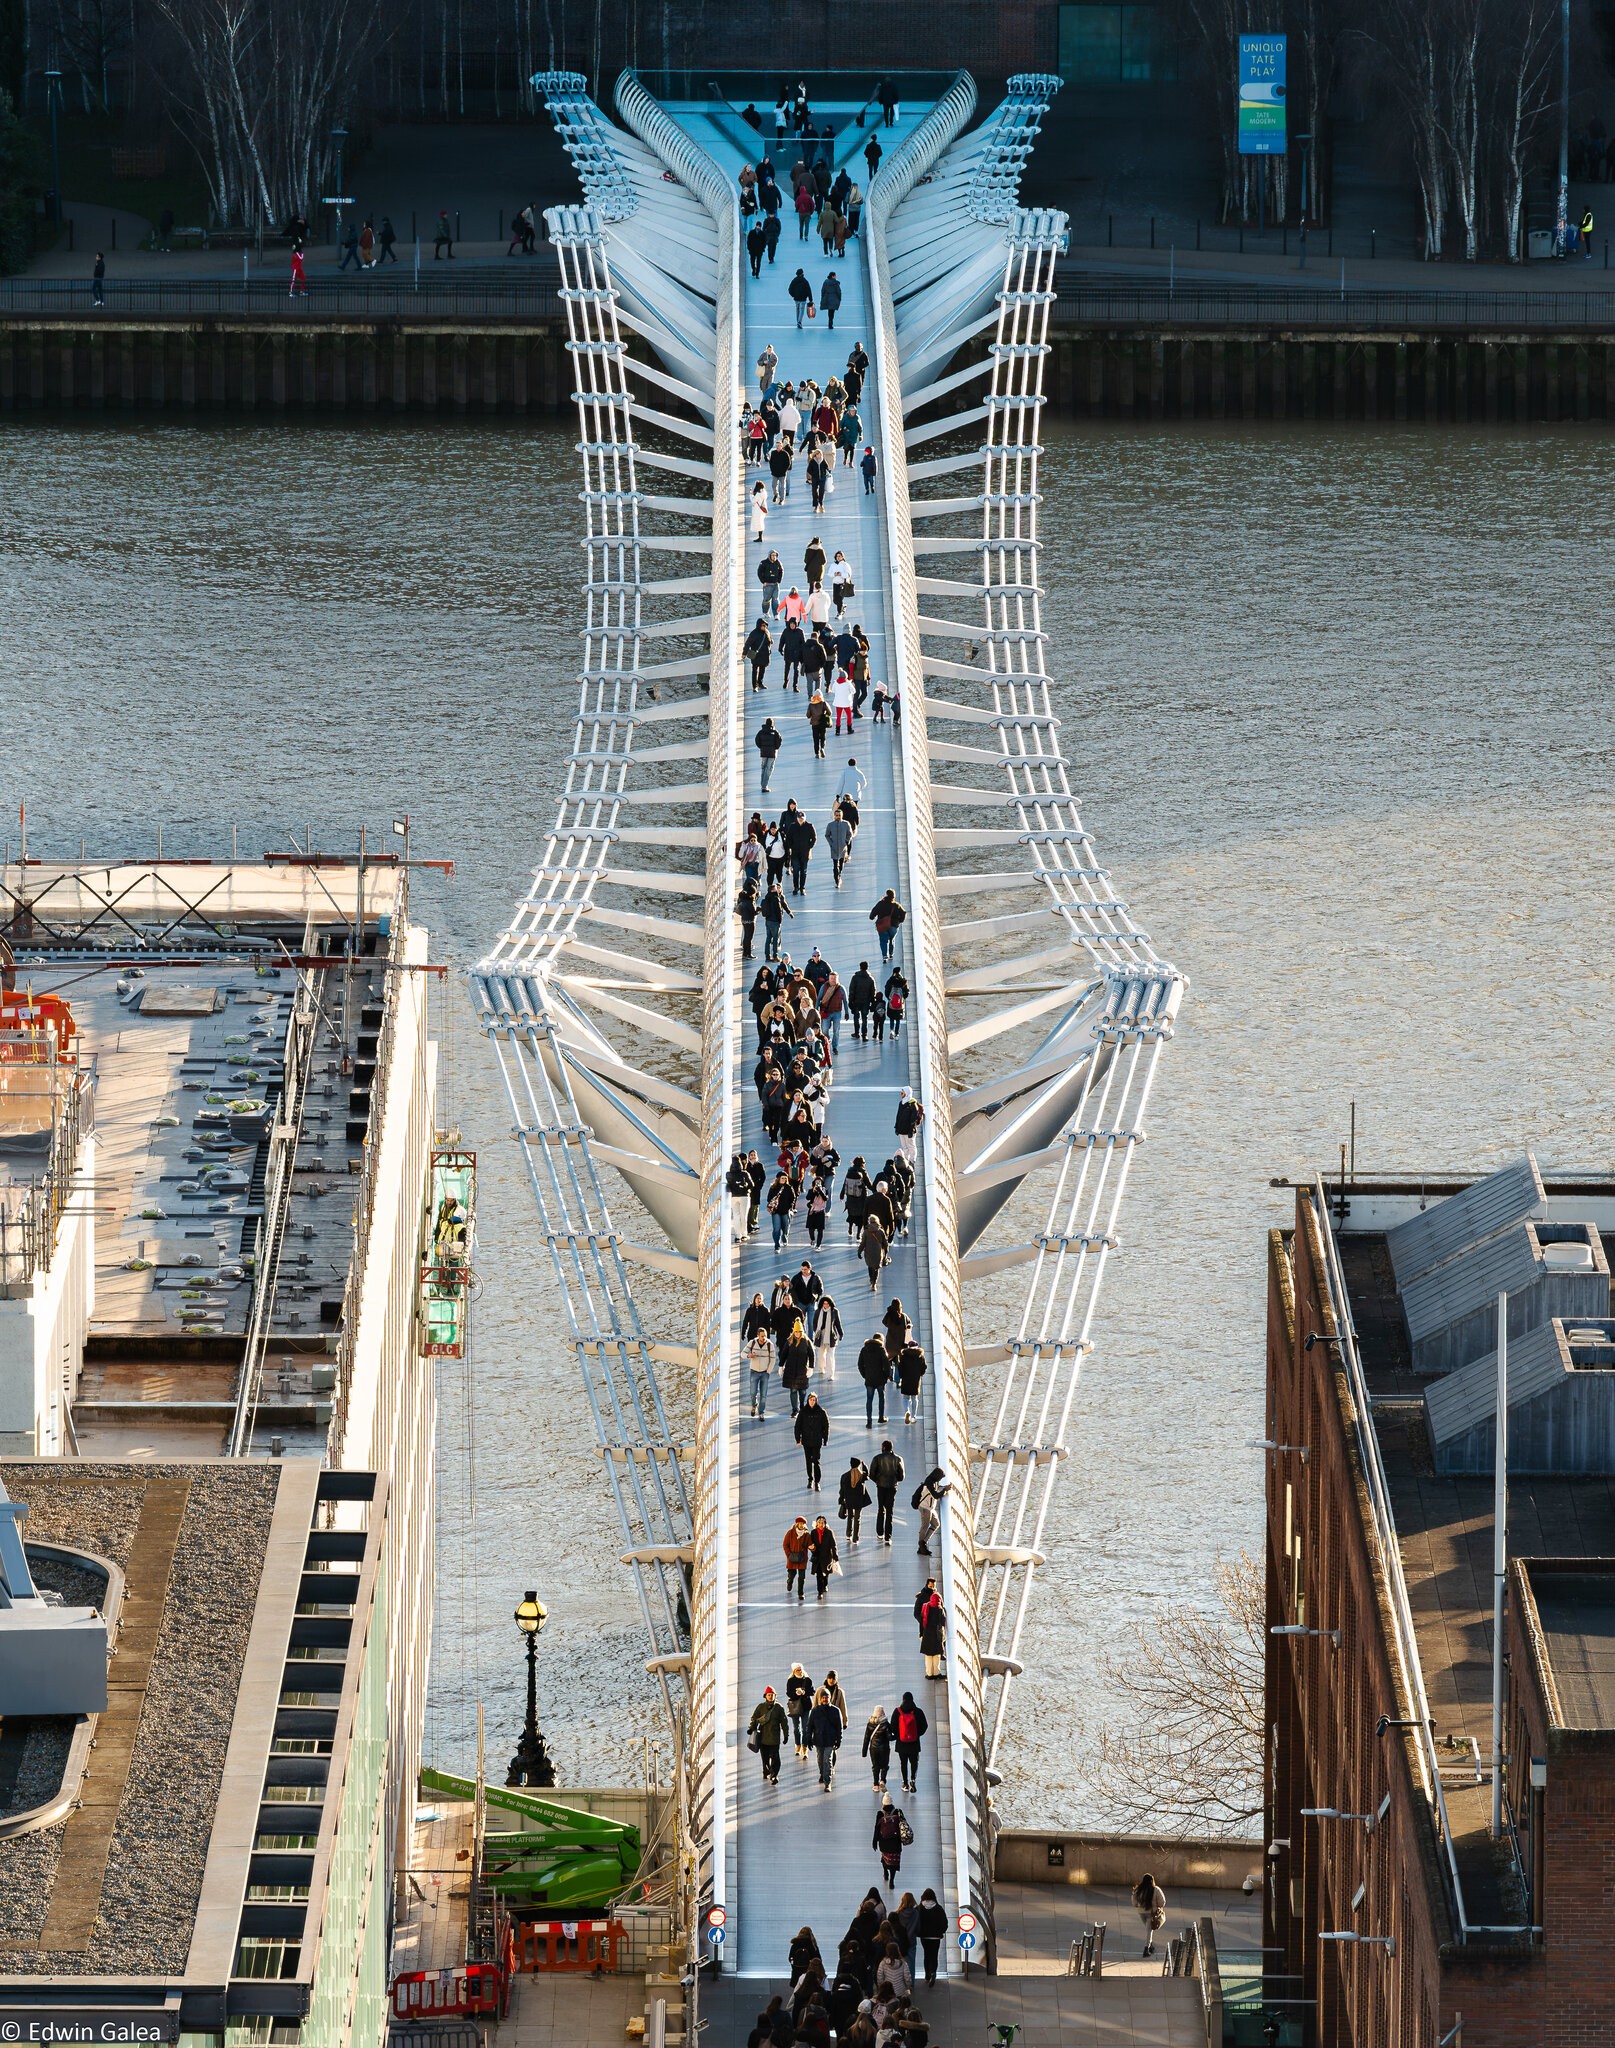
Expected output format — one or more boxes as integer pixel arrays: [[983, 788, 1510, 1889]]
[[806, 444, 830, 513], [761, 881, 793, 963], [804, 535, 827, 591], [913, 1466, 950, 1554], [743, 1148, 767, 1233], [862, 1705, 893, 1790], [755, 714, 783, 790], [338, 218, 361, 270], [806, 687, 830, 761], [825, 809, 854, 889], [378, 215, 398, 263], [838, 1455, 870, 1542], [288, 242, 309, 298], [878, 78, 897, 127], [434, 210, 454, 259], [891, 1693, 927, 1793], [747, 1323, 775, 1415], [830, 552, 854, 616], [894, 1089, 925, 1164], [783, 1513, 812, 1598], [91, 251, 106, 307], [789, 265, 815, 323], [1133, 1873, 1167, 1958], [865, 134, 884, 180], [807, 1514, 839, 1600], [758, 342, 779, 392], [869, 889, 907, 965], [1582, 205, 1595, 258], [783, 807, 817, 894], [786, 1663, 815, 1755], [820, 269, 843, 330], [873, 1792, 910, 1889], [897, 1339, 928, 1426], [746, 619, 773, 692], [858, 1335, 892, 1426], [781, 1316, 815, 1415], [750, 480, 769, 543], [808, 1686, 843, 1789], [795, 1390, 829, 1489], [859, 1214, 889, 1293], [831, 670, 855, 738], [919, 1587, 947, 1679], [747, 218, 768, 276], [869, 1439, 904, 1543], [768, 1165, 797, 1247], [813, 1292, 843, 1380], [916, 1891, 947, 1985], [758, 546, 784, 616], [860, 445, 878, 495], [769, 435, 794, 504], [748, 1686, 789, 1784], [819, 967, 846, 1049], [848, 961, 876, 1039]]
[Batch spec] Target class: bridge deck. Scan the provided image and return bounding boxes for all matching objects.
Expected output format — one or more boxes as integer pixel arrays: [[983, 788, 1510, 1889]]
[[667, 100, 961, 1978]]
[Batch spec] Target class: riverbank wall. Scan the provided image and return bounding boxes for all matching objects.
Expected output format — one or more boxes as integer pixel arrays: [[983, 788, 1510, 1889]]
[[4, 317, 1615, 423]]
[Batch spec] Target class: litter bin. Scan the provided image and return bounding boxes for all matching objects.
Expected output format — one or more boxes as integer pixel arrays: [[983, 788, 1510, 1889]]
[[1527, 228, 1555, 260]]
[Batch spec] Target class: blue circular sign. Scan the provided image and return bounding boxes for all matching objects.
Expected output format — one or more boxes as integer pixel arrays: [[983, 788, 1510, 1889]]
[[958, 1930, 977, 1951], [709, 1925, 727, 1944]]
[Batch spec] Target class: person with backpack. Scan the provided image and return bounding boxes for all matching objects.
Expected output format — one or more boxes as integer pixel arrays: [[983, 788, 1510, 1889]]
[[808, 1685, 843, 1788], [786, 1662, 815, 1755], [869, 1439, 904, 1542], [916, 1890, 947, 1984], [891, 1694, 927, 1793], [862, 1704, 893, 1789], [748, 1686, 789, 1784], [869, 889, 907, 965], [807, 1514, 840, 1600], [912, 1467, 950, 1554], [795, 1390, 830, 1489], [894, 1089, 925, 1164], [735, 877, 759, 960], [884, 967, 909, 1038], [747, 1322, 777, 1417], [1133, 1873, 1168, 1958], [783, 1515, 813, 1599], [872, 1791, 912, 1887], [838, 1455, 870, 1542]]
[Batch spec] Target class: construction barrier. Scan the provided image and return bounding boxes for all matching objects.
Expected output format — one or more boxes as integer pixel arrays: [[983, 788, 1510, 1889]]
[[390, 1961, 504, 2021], [513, 1917, 628, 1973]]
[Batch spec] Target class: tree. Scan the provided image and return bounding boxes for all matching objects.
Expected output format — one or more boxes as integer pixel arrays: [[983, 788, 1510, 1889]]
[[0, 87, 44, 274], [0, 0, 25, 109], [1094, 1552, 1264, 1836]]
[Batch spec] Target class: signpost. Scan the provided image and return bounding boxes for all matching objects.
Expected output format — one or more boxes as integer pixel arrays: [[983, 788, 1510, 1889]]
[[1238, 34, 1286, 235], [958, 1907, 978, 1958], [706, 1904, 727, 1960]]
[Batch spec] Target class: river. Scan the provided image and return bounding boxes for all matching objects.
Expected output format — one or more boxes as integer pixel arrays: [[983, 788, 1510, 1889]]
[[4, 414, 1612, 1826]]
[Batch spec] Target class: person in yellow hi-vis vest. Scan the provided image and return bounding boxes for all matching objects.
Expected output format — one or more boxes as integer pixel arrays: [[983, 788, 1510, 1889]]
[[1582, 207, 1595, 259]]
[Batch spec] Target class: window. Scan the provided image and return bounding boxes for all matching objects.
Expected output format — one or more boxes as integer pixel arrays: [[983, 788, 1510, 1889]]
[[1058, 6, 1177, 83], [234, 1938, 302, 1980]]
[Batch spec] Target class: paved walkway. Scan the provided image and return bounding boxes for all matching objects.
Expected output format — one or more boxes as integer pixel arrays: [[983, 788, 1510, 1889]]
[[665, 99, 959, 1979]]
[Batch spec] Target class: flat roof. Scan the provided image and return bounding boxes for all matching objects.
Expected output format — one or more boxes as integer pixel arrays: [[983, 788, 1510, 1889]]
[[1524, 1566, 1615, 1730], [0, 1459, 284, 1978], [1332, 1176, 1615, 1924]]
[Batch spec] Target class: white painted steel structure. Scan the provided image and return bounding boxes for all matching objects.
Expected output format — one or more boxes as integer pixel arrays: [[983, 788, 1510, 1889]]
[[475, 67, 1184, 1964]]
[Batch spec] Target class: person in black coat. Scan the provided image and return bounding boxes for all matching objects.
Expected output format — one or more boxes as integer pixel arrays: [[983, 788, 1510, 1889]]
[[820, 270, 842, 330], [861, 1705, 893, 1789], [858, 1335, 892, 1426], [745, 618, 773, 691], [758, 547, 784, 614], [916, 1890, 947, 1985], [869, 1439, 904, 1543], [747, 219, 768, 276], [891, 1693, 927, 1793], [795, 1391, 830, 1487], [807, 1515, 839, 1599], [807, 1686, 843, 1787], [838, 1456, 870, 1543], [788, 1928, 821, 1983], [848, 962, 877, 1039], [779, 616, 806, 690], [896, 1340, 928, 1425]]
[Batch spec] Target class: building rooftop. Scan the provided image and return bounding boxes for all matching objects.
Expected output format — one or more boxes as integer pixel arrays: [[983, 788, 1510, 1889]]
[[1, 859, 415, 1461], [1332, 1162, 1615, 1929], [1521, 1563, 1615, 1732]]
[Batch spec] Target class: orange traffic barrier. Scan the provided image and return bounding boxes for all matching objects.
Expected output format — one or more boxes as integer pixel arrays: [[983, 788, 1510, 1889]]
[[390, 1960, 503, 2020], [513, 1916, 628, 1973]]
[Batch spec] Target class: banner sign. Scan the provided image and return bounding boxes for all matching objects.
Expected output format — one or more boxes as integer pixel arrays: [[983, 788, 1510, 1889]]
[[1238, 34, 1287, 156]]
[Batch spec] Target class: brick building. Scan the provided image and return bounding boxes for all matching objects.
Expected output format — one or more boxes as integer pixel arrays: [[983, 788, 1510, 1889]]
[[1265, 1156, 1615, 2047]]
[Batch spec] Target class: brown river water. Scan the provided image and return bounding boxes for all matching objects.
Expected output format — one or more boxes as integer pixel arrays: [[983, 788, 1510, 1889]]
[[4, 415, 1612, 1824]]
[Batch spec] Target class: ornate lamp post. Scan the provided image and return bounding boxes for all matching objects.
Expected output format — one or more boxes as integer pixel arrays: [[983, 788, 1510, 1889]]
[[506, 1590, 556, 1788]]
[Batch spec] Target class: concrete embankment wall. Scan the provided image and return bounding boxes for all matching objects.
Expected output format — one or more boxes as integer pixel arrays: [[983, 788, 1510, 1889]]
[[1044, 328, 1615, 422], [0, 320, 573, 413], [3, 319, 1614, 423], [995, 1830, 1262, 1890]]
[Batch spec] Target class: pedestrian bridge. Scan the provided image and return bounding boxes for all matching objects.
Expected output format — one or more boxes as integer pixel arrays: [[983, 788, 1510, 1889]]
[[473, 67, 1182, 1978]]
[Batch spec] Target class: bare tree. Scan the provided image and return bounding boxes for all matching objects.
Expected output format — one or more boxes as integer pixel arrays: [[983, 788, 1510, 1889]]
[[1491, 0, 1561, 259], [1095, 1552, 1264, 1836]]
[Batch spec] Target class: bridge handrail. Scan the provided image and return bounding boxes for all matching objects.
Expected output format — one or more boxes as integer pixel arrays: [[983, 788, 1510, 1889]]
[[615, 67, 744, 1941], [864, 69, 998, 1944]]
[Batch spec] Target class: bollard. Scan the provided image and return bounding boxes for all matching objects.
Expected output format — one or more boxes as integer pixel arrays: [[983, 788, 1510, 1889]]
[[1371, 227, 1377, 260]]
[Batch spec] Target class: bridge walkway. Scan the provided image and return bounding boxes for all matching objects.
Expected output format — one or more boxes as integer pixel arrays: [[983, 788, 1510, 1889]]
[[671, 99, 959, 1977]]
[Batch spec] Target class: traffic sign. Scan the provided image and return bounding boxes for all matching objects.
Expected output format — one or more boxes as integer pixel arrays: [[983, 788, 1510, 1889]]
[[709, 1925, 727, 1945], [706, 1906, 728, 1928], [957, 1910, 978, 1934], [958, 1930, 977, 1951]]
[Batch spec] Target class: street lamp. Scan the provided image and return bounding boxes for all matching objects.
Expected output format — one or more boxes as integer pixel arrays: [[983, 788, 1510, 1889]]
[[1302, 1806, 1377, 1832], [507, 1589, 556, 1788], [1272, 1623, 1341, 1647], [44, 70, 62, 225], [330, 124, 349, 249]]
